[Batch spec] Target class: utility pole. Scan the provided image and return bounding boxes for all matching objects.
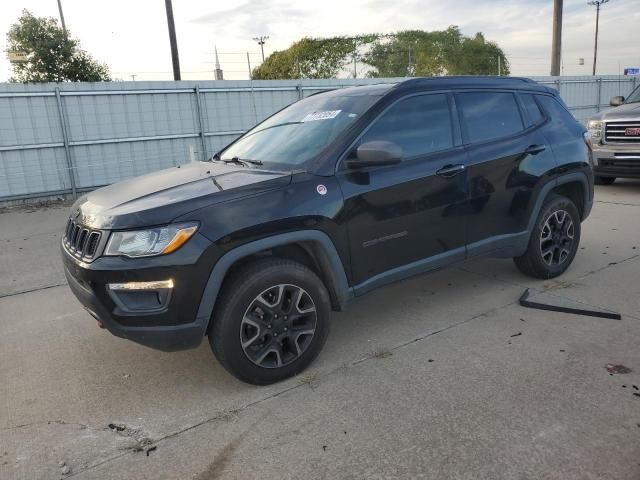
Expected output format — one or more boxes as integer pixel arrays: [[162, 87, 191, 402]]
[[550, 0, 563, 76], [352, 39, 358, 78], [253, 36, 269, 62], [498, 56, 502, 76], [164, 0, 181, 80], [56, 0, 67, 34], [588, 0, 609, 76], [246, 52, 252, 80]]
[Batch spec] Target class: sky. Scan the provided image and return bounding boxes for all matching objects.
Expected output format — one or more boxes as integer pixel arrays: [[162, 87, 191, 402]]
[[1, 0, 639, 82]]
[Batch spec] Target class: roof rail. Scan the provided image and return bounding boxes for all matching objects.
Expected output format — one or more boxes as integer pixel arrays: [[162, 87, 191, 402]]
[[395, 76, 536, 88]]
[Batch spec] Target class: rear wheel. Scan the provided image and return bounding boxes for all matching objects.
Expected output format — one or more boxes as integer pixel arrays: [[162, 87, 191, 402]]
[[209, 257, 331, 385], [595, 176, 615, 185], [514, 194, 581, 279]]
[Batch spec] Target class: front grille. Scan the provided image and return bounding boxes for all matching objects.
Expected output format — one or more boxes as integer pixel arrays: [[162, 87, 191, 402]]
[[64, 219, 101, 259], [605, 122, 640, 144]]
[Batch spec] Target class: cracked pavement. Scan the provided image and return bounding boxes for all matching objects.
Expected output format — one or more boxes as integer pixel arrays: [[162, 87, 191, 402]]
[[1, 181, 640, 479]]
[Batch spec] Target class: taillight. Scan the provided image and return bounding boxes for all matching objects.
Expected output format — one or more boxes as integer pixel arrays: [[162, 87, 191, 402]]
[[583, 131, 593, 151]]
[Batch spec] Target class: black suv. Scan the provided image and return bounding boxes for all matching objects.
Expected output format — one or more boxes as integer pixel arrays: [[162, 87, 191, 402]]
[[61, 77, 594, 384]]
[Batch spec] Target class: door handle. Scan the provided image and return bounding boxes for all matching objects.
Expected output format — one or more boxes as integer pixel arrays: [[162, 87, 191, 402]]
[[524, 144, 547, 155], [436, 164, 466, 178]]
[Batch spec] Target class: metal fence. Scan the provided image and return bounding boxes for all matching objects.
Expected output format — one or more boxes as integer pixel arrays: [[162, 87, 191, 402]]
[[0, 75, 637, 202]]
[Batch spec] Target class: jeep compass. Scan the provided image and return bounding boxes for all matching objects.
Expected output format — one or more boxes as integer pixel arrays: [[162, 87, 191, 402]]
[[61, 77, 594, 384]]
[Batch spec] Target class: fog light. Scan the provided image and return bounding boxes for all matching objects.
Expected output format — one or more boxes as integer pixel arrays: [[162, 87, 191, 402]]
[[108, 279, 174, 291]]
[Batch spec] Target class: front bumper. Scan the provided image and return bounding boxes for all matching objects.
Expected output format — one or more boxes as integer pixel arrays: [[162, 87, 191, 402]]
[[61, 232, 217, 351], [592, 144, 640, 178]]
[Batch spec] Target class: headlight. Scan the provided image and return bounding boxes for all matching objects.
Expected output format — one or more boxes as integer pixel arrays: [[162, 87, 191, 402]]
[[105, 223, 198, 258], [588, 120, 603, 139]]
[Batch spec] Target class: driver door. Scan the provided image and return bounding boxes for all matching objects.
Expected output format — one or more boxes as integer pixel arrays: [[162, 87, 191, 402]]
[[336, 93, 469, 294]]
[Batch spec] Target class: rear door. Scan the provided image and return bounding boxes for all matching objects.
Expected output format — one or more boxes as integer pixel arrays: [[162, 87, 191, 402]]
[[455, 90, 557, 256], [337, 92, 469, 291]]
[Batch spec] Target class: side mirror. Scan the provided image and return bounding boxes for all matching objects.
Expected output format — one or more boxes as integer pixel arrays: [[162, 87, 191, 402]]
[[610, 96, 625, 107], [345, 141, 402, 169]]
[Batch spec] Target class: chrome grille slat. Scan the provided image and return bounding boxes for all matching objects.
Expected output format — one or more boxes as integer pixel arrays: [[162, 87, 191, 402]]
[[63, 219, 101, 260], [605, 122, 640, 143]]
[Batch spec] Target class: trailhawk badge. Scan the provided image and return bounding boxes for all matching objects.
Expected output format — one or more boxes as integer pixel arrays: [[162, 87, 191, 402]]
[[316, 184, 328, 195]]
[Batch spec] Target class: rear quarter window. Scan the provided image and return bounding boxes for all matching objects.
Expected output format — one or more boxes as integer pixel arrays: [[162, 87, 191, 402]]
[[535, 94, 579, 127], [520, 94, 544, 126], [456, 92, 524, 144]]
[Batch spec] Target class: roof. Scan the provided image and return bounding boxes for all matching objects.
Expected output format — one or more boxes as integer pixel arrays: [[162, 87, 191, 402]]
[[310, 76, 554, 100]]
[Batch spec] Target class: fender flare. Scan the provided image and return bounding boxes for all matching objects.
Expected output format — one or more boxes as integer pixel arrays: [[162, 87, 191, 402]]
[[526, 172, 592, 234], [195, 230, 352, 335], [511, 172, 592, 258]]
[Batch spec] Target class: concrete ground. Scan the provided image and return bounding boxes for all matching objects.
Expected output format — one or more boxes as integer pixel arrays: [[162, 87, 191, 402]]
[[1, 182, 639, 480]]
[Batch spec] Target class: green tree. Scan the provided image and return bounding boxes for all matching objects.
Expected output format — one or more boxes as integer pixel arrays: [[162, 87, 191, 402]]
[[252, 37, 363, 80], [364, 27, 509, 77], [7, 10, 110, 83]]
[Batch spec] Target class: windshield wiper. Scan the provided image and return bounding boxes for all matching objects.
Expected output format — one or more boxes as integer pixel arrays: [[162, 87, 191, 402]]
[[220, 156, 263, 167]]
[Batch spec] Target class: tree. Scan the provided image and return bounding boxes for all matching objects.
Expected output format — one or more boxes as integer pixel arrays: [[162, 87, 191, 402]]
[[252, 37, 361, 80], [364, 27, 509, 77], [7, 10, 110, 83]]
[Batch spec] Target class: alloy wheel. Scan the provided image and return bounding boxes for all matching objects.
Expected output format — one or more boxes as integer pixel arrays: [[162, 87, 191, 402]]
[[240, 284, 317, 368], [539, 209, 575, 266]]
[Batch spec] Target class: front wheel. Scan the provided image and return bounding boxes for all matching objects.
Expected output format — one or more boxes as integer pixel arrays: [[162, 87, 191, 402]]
[[514, 194, 581, 279], [209, 258, 331, 385]]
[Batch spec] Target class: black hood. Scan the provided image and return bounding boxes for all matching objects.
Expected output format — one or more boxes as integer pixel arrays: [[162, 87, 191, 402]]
[[72, 161, 291, 229]]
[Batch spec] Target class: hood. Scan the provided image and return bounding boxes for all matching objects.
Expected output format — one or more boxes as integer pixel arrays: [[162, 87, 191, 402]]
[[72, 161, 291, 229], [589, 102, 640, 122]]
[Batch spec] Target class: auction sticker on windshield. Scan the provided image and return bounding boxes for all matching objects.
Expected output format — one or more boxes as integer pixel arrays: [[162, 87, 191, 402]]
[[302, 110, 342, 122]]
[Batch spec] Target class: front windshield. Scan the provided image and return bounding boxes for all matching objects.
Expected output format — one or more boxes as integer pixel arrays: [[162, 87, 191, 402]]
[[626, 85, 640, 104], [219, 92, 381, 170]]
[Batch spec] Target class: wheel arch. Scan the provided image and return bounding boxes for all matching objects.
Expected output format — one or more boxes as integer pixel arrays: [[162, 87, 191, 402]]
[[528, 172, 592, 232], [196, 231, 352, 336]]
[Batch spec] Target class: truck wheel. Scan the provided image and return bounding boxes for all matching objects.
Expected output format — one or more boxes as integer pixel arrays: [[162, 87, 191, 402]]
[[594, 176, 615, 185], [209, 257, 331, 385], [514, 194, 581, 279]]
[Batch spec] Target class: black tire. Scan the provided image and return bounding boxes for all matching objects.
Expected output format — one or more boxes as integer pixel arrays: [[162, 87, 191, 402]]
[[209, 257, 331, 385], [514, 194, 581, 279], [595, 176, 615, 185]]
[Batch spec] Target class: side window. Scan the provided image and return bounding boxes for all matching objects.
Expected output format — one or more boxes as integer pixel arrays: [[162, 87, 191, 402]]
[[456, 92, 524, 143], [359, 94, 453, 159], [521, 94, 544, 126], [535, 94, 577, 125]]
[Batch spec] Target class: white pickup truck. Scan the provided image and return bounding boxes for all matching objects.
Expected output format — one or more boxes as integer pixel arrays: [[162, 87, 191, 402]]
[[587, 85, 640, 184]]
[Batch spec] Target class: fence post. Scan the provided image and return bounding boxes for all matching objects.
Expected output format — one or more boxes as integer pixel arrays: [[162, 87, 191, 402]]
[[296, 83, 303, 100], [596, 77, 602, 112], [54, 87, 77, 199], [194, 85, 208, 161]]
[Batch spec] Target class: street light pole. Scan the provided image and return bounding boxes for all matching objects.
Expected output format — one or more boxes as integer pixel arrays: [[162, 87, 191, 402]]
[[253, 36, 269, 62], [588, 0, 609, 76]]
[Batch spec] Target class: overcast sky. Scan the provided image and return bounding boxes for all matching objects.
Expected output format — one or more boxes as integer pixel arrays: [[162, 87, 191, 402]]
[[1, 0, 639, 82]]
